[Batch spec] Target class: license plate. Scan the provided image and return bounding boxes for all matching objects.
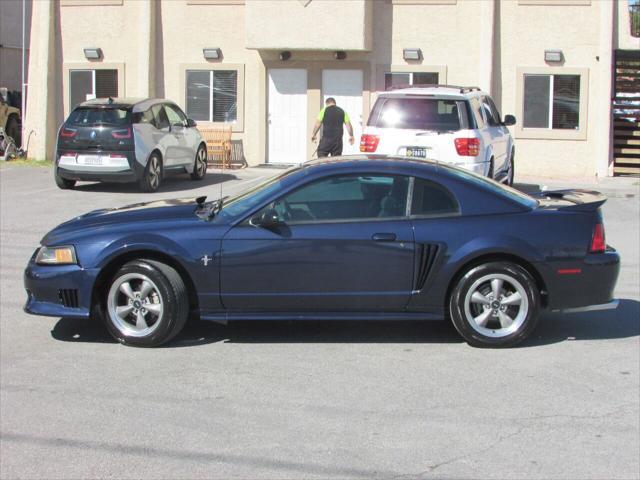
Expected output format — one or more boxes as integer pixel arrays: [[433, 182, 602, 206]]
[[79, 155, 102, 166], [404, 147, 428, 158]]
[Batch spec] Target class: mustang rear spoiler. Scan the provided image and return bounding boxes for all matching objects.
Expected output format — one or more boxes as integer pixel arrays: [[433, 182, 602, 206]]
[[538, 189, 607, 212]]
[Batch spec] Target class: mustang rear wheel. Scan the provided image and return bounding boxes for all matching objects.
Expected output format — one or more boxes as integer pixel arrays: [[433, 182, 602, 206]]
[[103, 259, 188, 347], [449, 261, 540, 348]]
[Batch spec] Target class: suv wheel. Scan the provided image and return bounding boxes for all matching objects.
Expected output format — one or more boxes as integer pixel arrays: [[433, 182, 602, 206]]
[[190, 145, 207, 180], [5, 115, 20, 147], [487, 158, 494, 179], [449, 261, 540, 348], [139, 153, 162, 192]]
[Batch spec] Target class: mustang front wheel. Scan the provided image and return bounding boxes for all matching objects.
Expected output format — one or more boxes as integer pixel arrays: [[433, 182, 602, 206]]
[[449, 261, 540, 348], [103, 259, 188, 347]]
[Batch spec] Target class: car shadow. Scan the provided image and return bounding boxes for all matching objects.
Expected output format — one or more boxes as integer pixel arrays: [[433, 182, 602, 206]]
[[521, 298, 639, 347], [50, 299, 639, 348], [71, 172, 238, 194]]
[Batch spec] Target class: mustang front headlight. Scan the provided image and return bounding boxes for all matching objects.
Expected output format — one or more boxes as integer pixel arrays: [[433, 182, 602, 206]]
[[35, 245, 77, 265]]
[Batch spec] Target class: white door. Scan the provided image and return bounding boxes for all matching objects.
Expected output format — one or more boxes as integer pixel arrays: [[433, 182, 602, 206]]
[[268, 69, 308, 164], [322, 69, 363, 155]]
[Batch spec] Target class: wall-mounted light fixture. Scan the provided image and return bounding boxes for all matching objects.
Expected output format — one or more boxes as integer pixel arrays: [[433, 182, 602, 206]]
[[334, 51, 347, 60], [83, 48, 102, 60], [544, 49, 563, 63], [403, 48, 422, 61], [203, 48, 221, 60], [279, 51, 292, 61]]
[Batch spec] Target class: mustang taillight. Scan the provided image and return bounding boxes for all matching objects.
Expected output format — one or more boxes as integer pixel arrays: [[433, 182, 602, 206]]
[[111, 127, 132, 139], [454, 138, 480, 156], [60, 127, 77, 138], [360, 134, 380, 153], [589, 223, 606, 253]]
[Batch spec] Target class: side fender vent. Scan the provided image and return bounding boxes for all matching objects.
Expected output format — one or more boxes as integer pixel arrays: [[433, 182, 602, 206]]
[[58, 289, 79, 308], [415, 243, 440, 291]]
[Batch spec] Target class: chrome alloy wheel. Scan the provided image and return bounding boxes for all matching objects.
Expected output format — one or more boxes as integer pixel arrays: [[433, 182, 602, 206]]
[[463, 273, 529, 338], [148, 156, 161, 189], [107, 273, 164, 337], [196, 148, 207, 176]]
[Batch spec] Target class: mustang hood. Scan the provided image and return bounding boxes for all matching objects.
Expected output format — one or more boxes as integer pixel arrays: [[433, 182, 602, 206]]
[[42, 198, 199, 245]]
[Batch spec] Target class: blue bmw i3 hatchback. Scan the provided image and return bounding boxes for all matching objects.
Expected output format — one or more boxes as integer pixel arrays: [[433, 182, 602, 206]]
[[25, 156, 620, 348]]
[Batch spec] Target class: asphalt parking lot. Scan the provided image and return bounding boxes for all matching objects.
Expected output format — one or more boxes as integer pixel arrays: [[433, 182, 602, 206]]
[[1, 164, 639, 479]]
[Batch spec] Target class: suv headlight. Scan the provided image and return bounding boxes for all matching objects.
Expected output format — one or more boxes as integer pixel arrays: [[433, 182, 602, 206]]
[[35, 245, 77, 265]]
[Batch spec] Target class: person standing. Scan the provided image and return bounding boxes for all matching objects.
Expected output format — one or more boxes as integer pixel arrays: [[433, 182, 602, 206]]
[[311, 97, 355, 157]]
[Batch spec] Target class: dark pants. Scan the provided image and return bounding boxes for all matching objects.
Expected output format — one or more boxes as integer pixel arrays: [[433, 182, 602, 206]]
[[318, 136, 343, 157]]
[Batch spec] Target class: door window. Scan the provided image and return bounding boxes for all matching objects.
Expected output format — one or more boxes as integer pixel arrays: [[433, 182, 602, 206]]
[[469, 97, 486, 129], [263, 174, 410, 223], [411, 178, 460, 217], [481, 96, 502, 126], [165, 104, 186, 126]]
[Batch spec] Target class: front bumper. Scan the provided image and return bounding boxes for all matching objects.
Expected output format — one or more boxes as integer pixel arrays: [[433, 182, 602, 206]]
[[540, 248, 620, 311], [56, 150, 144, 183], [24, 260, 99, 319]]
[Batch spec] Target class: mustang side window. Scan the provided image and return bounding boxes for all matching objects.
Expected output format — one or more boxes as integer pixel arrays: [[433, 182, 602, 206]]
[[267, 174, 410, 223], [411, 178, 459, 217]]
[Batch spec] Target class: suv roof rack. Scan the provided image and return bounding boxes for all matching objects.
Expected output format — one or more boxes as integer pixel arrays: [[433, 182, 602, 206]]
[[386, 84, 482, 94]]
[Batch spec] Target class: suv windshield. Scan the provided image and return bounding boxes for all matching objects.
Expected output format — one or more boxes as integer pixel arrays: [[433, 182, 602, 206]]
[[368, 97, 464, 131], [66, 107, 131, 127]]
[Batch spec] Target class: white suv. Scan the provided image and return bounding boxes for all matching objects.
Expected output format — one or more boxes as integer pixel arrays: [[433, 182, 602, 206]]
[[360, 85, 516, 184]]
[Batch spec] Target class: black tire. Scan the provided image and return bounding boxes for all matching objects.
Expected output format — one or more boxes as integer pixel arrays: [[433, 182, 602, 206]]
[[5, 114, 20, 147], [487, 158, 494, 179], [449, 261, 540, 348], [190, 144, 207, 180], [139, 153, 162, 192], [506, 150, 515, 186], [54, 167, 76, 189], [101, 259, 188, 347]]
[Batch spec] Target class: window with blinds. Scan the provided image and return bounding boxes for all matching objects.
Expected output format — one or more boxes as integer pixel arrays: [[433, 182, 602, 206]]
[[186, 70, 238, 123], [69, 69, 118, 110], [523, 74, 580, 130]]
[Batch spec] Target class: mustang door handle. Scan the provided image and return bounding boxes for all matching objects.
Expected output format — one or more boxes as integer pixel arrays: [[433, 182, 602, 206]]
[[372, 233, 397, 242]]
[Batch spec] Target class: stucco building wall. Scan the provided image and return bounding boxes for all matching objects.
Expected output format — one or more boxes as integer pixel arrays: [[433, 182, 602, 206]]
[[22, 0, 637, 178]]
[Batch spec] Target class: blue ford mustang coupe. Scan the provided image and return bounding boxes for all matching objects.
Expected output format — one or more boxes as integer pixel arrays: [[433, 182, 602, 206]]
[[24, 156, 620, 348]]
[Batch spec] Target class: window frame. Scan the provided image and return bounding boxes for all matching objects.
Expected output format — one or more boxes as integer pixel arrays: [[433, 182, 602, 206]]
[[180, 63, 245, 132], [515, 66, 589, 140], [377, 65, 447, 92], [63, 63, 125, 118]]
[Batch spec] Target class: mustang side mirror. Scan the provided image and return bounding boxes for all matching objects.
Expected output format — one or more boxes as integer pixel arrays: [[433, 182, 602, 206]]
[[251, 209, 283, 229], [502, 114, 516, 126], [186, 118, 197, 128]]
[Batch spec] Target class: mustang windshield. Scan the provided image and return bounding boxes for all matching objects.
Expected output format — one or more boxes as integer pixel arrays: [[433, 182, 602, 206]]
[[217, 166, 302, 219]]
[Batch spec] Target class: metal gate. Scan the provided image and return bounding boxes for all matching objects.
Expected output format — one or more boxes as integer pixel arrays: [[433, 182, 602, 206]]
[[613, 50, 640, 176]]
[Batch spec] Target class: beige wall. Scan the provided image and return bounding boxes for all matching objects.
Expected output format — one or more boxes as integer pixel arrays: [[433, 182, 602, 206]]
[[246, 0, 372, 51], [24, 0, 621, 179]]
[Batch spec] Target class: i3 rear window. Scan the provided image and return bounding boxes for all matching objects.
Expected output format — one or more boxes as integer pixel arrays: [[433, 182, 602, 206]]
[[367, 98, 465, 131], [66, 107, 131, 127]]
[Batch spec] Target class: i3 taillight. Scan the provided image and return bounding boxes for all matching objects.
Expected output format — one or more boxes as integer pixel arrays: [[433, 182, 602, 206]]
[[360, 134, 380, 153], [60, 127, 77, 138], [589, 223, 606, 253], [111, 127, 132, 139], [454, 138, 480, 156]]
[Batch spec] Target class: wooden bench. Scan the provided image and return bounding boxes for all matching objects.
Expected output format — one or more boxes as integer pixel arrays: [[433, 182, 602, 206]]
[[198, 126, 232, 168]]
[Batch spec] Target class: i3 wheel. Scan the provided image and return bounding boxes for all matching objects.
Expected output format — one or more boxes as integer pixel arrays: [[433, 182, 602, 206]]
[[190, 144, 207, 180], [54, 167, 76, 189], [449, 261, 540, 348], [103, 259, 188, 347], [506, 150, 515, 186], [139, 153, 162, 192]]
